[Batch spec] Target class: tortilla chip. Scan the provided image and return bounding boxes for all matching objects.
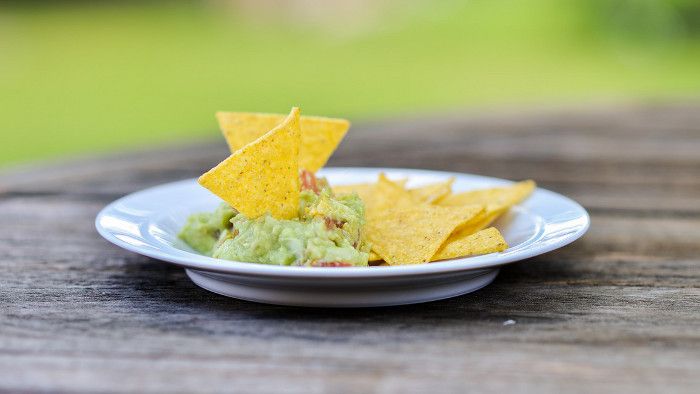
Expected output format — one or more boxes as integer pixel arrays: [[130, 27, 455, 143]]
[[336, 175, 413, 264], [432, 227, 508, 261], [332, 183, 375, 204], [217, 112, 349, 172], [332, 178, 406, 197], [366, 204, 484, 265], [368, 250, 382, 262], [408, 177, 455, 204], [438, 180, 535, 208], [450, 203, 507, 237], [365, 173, 418, 214], [199, 107, 301, 219]]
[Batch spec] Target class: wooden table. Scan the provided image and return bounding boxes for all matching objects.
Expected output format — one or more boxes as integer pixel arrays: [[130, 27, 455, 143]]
[[1, 103, 699, 393]]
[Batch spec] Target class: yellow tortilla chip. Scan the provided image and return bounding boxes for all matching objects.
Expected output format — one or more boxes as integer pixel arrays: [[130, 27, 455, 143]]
[[365, 173, 417, 214], [335, 176, 413, 264], [408, 178, 455, 204], [432, 227, 508, 261], [199, 107, 301, 219], [450, 203, 508, 237], [438, 180, 535, 208], [368, 250, 382, 262], [366, 204, 484, 265], [332, 178, 406, 199], [332, 183, 375, 204], [217, 112, 349, 172], [335, 174, 417, 218]]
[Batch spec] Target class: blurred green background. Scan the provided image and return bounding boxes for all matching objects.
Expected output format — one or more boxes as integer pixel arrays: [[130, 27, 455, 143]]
[[1, 0, 699, 167]]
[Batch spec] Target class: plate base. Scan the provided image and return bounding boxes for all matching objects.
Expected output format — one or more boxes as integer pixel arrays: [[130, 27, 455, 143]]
[[186, 267, 499, 307]]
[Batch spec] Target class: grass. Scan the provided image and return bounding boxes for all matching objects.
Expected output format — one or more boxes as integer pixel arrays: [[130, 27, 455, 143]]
[[1, 0, 700, 167]]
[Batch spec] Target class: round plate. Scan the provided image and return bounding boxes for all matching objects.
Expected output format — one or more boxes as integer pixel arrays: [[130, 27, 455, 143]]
[[95, 167, 589, 307]]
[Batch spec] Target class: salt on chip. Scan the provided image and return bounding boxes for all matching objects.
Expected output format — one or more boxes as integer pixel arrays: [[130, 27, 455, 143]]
[[408, 177, 455, 204], [366, 204, 484, 265], [432, 227, 508, 261], [199, 107, 301, 220], [216, 111, 349, 172], [438, 180, 535, 208]]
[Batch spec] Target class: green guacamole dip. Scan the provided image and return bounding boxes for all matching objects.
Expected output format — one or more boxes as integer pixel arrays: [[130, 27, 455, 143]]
[[178, 182, 370, 267]]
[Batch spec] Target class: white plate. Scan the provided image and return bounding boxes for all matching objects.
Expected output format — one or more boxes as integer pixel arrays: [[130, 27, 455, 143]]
[[95, 167, 589, 307]]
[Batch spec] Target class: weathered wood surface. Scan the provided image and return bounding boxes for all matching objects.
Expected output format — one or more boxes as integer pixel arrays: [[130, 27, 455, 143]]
[[1, 102, 699, 393]]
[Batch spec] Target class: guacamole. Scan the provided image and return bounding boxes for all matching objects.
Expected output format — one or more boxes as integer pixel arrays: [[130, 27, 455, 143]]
[[179, 175, 370, 267]]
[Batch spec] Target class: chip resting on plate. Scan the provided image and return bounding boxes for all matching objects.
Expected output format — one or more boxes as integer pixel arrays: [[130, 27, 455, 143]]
[[438, 180, 535, 208], [446, 203, 508, 240], [332, 178, 407, 203], [332, 183, 375, 204], [366, 173, 418, 214], [408, 178, 455, 204], [432, 227, 508, 261], [216, 111, 349, 172], [199, 107, 301, 219], [438, 180, 534, 230], [366, 204, 484, 265], [334, 174, 414, 219], [338, 176, 491, 263]]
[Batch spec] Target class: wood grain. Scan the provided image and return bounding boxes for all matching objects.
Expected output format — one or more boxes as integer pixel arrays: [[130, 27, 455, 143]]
[[1, 102, 699, 394]]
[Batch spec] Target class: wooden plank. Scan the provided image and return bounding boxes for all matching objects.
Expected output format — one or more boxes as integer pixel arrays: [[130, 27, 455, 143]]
[[1, 102, 699, 393]]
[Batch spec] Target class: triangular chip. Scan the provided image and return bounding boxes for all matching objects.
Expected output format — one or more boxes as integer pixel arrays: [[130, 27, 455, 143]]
[[334, 175, 414, 262], [365, 173, 417, 215], [432, 227, 508, 261], [438, 180, 535, 208], [365, 204, 484, 265], [199, 107, 301, 219], [408, 177, 455, 204], [334, 174, 416, 218], [450, 203, 508, 238], [216, 112, 349, 172]]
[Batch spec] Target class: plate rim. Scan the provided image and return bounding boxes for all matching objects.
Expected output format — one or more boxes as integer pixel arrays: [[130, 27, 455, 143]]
[[95, 167, 590, 279]]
